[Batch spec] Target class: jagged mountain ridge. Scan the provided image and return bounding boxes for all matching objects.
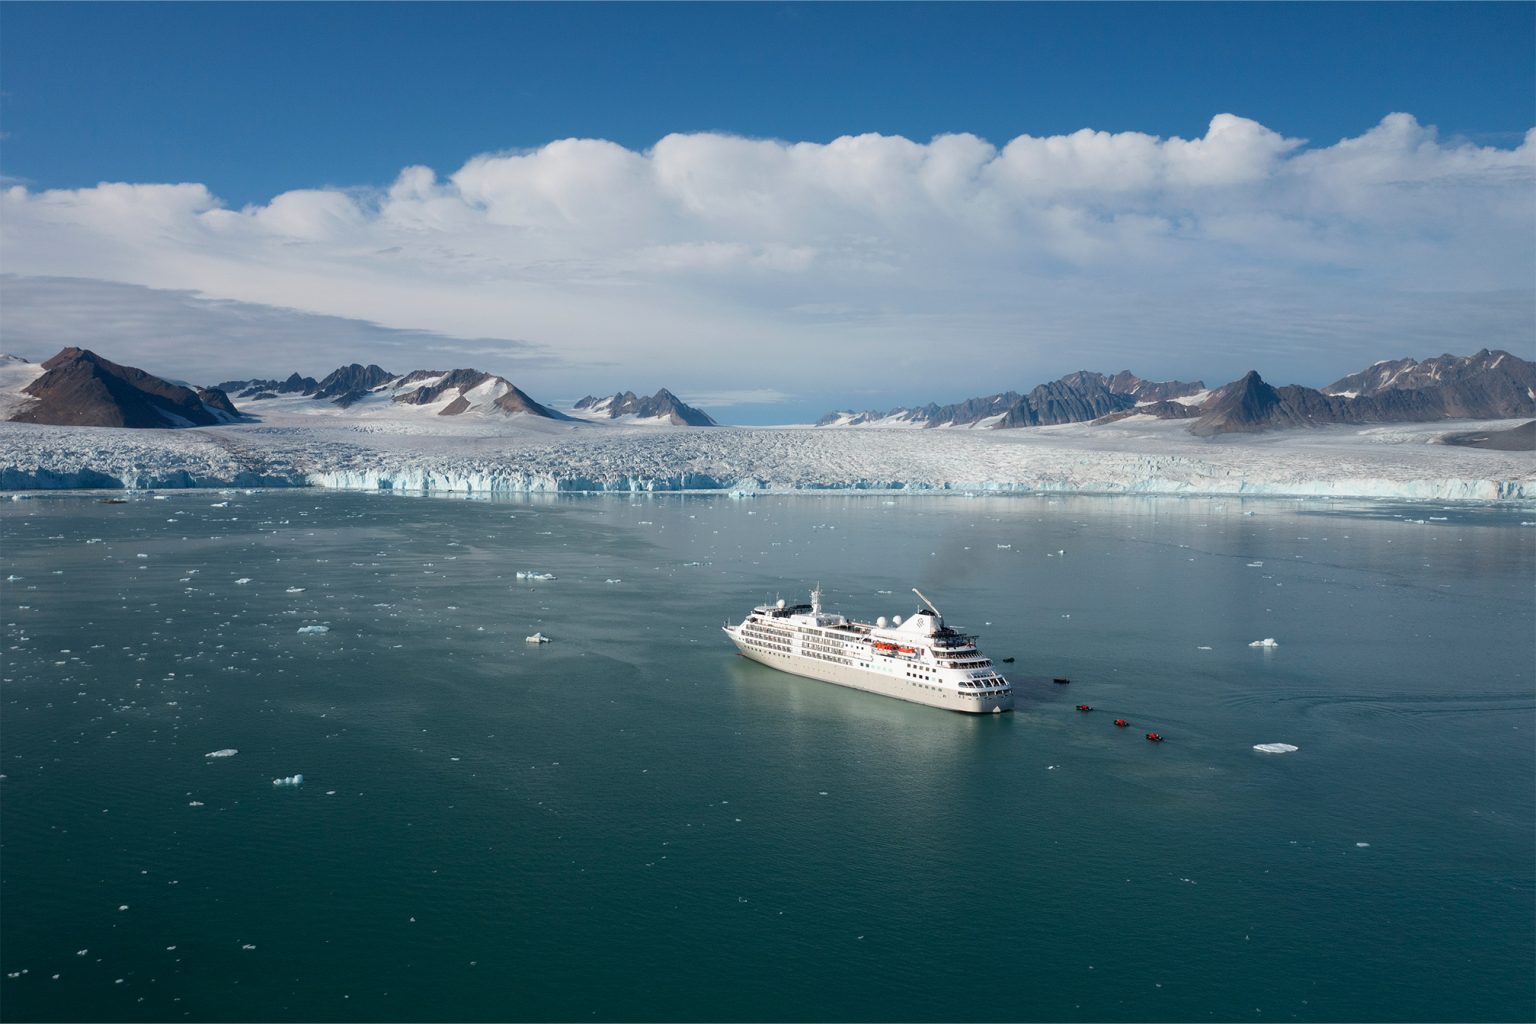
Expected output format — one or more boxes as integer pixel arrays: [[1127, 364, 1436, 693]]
[[1190, 350, 1536, 436], [7, 348, 241, 429], [818, 371, 1206, 428], [818, 351, 1534, 434], [572, 389, 718, 426], [217, 372, 320, 400]]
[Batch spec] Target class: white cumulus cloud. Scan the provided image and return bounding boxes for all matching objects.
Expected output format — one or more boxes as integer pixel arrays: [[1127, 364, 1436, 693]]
[[1, 113, 1531, 412]]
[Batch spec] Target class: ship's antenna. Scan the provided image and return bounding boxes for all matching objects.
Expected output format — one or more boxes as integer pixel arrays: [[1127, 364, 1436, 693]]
[[911, 587, 942, 619]]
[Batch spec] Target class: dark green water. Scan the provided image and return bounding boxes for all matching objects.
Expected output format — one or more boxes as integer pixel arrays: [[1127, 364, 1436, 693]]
[[2, 491, 1532, 1022]]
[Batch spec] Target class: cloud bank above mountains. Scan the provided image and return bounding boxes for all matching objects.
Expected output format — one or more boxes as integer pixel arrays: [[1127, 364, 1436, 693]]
[[3, 113, 1531, 418]]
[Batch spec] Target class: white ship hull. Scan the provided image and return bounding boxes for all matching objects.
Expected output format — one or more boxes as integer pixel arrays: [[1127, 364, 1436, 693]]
[[724, 587, 1013, 715]]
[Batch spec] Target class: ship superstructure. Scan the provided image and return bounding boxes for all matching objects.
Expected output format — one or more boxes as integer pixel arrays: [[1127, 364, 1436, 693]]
[[723, 587, 1013, 714]]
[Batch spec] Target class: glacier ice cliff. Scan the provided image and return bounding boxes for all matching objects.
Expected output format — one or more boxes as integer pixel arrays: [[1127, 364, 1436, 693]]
[[1, 419, 1531, 502]]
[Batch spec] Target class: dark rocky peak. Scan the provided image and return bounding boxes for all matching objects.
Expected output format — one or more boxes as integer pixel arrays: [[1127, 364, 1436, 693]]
[[11, 347, 241, 428], [312, 363, 396, 404], [1188, 371, 1285, 436], [491, 382, 573, 420], [196, 387, 241, 418]]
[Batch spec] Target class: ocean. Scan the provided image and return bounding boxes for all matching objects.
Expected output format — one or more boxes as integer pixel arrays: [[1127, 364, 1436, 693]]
[[2, 490, 1532, 1022]]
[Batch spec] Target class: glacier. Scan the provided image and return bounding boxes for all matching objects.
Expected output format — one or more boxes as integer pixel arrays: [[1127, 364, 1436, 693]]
[[0, 414, 1531, 502]]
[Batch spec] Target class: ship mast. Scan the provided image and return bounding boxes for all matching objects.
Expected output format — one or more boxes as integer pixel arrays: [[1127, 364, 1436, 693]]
[[911, 587, 943, 622]]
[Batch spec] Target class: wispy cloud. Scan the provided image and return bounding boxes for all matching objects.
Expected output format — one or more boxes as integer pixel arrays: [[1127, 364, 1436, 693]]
[[2, 114, 1530, 404], [0, 275, 553, 384]]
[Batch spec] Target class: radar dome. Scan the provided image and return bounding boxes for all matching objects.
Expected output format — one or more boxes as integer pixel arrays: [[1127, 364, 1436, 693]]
[[893, 615, 903, 625], [776, 598, 786, 609], [876, 616, 887, 628]]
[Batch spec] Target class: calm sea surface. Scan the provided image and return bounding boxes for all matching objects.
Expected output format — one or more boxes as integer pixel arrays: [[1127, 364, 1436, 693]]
[[2, 491, 1532, 1022]]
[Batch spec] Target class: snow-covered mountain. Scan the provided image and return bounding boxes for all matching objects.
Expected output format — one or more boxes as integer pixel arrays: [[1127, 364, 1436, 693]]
[[570, 389, 718, 426], [2, 348, 241, 429], [219, 363, 575, 422]]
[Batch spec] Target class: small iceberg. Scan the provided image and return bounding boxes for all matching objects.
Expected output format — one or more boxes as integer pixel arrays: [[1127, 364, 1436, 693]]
[[272, 774, 303, 787], [515, 571, 557, 581], [296, 625, 330, 634], [525, 632, 551, 644], [285, 587, 306, 593], [235, 577, 252, 585], [204, 748, 238, 759], [1248, 638, 1279, 648], [1253, 743, 1299, 754]]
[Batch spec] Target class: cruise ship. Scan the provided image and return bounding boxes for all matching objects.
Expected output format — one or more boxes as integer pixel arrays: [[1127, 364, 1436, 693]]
[[723, 587, 1013, 714]]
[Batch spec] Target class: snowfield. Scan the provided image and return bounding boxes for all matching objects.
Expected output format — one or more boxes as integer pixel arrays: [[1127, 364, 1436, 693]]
[[1, 412, 1532, 501]]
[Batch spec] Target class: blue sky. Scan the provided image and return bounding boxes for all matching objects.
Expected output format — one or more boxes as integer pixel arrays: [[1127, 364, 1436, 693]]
[[2, 2, 1533, 423]]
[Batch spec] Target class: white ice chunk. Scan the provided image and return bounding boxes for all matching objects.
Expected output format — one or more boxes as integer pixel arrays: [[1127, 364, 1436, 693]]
[[525, 632, 551, 644], [272, 774, 303, 786], [1253, 743, 1299, 754], [296, 625, 330, 634], [1248, 638, 1279, 648], [204, 748, 238, 758]]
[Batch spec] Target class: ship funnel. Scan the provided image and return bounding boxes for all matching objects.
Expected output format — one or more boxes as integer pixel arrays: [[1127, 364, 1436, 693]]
[[811, 584, 823, 614], [911, 587, 943, 622]]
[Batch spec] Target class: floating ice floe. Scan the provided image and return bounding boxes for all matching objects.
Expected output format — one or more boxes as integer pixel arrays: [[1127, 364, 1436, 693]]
[[235, 577, 252, 585], [515, 571, 557, 580], [204, 748, 238, 758], [1247, 561, 1264, 567], [525, 632, 551, 644], [296, 625, 330, 634], [1253, 743, 1299, 754], [604, 578, 622, 584], [285, 587, 306, 593], [272, 774, 303, 786], [1248, 638, 1280, 648]]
